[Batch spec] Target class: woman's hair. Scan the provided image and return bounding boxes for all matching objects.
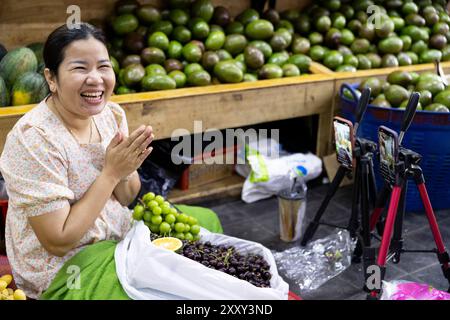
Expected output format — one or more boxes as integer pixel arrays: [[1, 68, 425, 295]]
[[43, 23, 107, 76]]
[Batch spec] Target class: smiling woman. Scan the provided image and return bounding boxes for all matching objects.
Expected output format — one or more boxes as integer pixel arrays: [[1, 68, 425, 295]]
[[0, 23, 155, 299]]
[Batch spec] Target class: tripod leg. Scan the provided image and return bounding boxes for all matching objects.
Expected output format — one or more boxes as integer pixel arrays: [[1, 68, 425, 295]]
[[353, 158, 371, 262], [369, 184, 391, 233], [416, 180, 450, 289], [391, 182, 407, 264], [301, 165, 349, 246], [367, 185, 403, 298], [360, 159, 371, 247], [368, 158, 378, 208]]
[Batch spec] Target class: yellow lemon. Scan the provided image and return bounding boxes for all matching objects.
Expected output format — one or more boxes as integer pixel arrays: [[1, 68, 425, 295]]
[[0, 280, 7, 291], [1, 288, 9, 296], [13, 289, 26, 300], [0, 274, 13, 286], [6, 295, 14, 300], [7, 288, 14, 295], [151, 237, 183, 252]]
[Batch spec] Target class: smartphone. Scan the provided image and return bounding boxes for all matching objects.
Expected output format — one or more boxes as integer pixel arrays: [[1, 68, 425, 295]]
[[378, 126, 399, 185], [333, 117, 354, 169]]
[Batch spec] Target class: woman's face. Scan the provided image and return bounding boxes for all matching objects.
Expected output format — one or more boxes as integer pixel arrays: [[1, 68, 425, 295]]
[[49, 36, 115, 117]]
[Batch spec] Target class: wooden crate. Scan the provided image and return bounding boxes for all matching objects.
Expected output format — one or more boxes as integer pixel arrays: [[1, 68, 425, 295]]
[[177, 144, 237, 190]]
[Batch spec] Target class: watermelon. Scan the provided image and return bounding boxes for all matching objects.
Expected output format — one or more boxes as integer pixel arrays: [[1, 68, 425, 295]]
[[0, 76, 10, 107], [0, 47, 38, 89], [11, 72, 49, 106], [27, 42, 44, 65]]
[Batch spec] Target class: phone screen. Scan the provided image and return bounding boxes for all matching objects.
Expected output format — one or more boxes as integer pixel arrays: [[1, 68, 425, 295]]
[[378, 127, 398, 184], [333, 119, 353, 168]]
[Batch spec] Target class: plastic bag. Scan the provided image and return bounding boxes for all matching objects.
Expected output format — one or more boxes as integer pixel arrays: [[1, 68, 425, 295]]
[[241, 153, 322, 203], [380, 280, 450, 300], [272, 229, 356, 291], [115, 221, 289, 300], [235, 136, 286, 178], [138, 139, 190, 197]]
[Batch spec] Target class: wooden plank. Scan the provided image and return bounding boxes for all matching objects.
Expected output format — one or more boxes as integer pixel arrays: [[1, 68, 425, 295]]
[[122, 77, 334, 144], [168, 173, 245, 204]]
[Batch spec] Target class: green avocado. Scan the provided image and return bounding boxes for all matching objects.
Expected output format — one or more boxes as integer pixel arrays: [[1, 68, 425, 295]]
[[141, 74, 177, 90], [387, 70, 413, 87], [258, 63, 283, 79], [359, 77, 382, 97], [223, 34, 247, 55], [213, 60, 243, 83], [112, 14, 139, 35], [191, 0, 214, 22], [433, 90, 450, 108], [287, 53, 312, 73], [418, 90, 433, 107], [182, 43, 203, 63], [397, 52, 413, 66], [323, 50, 343, 70], [145, 64, 166, 77], [172, 26, 192, 44], [205, 30, 226, 50], [282, 64, 301, 77], [268, 52, 289, 66], [384, 84, 409, 107], [187, 69, 211, 86], [123, 64, 145, 87], [225, 21, 244, 35], [184, 63, 203, 77], [168, 70, 187, 88], [244, 46, 265, 69], [425, 103, 450, 112], [378, 37, 403, 54], [147, 31, 170, 51], [245, 19, 274, 40], [419, 49, 442, 63], [168, 41, 183, 59], [248, 41, 273, 60]]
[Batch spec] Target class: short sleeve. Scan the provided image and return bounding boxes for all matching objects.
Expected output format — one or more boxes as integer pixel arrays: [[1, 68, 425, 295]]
[[0, 125, 74, 217], [108, 102, 129, 137]]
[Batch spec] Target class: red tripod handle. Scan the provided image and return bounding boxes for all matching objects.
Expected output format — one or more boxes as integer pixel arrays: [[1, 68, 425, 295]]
[[417, 183, 447, 255]]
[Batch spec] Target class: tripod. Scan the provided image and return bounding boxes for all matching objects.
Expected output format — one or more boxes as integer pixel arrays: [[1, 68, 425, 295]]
[[301, 88, 380, 261], [364, 94, 450, 299]]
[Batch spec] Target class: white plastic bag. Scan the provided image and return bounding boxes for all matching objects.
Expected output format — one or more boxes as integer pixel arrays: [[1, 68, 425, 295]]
[[235, 137, 285, 178], [115, 221, 289, 300], [242, 153, 322, 203]]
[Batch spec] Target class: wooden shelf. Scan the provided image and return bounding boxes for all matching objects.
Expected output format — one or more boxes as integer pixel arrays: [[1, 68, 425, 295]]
[[168, 173, 245, 204], [0, 64, 336, 157]]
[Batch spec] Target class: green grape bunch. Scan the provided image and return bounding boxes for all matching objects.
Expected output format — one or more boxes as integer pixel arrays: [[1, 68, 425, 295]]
[[132, 192, 201, 241]]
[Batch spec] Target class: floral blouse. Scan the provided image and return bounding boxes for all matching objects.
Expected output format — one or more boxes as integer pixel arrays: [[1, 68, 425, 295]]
[[0, 98, 133, 299]]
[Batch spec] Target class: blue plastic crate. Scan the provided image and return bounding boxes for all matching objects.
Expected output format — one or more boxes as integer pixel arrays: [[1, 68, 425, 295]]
[[339, 83, 450, 212]]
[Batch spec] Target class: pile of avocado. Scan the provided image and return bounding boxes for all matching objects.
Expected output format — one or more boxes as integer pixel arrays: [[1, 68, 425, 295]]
[[104, 0, 314, 94], [343, 70, 450, 112], [291, 0, 450, 71]]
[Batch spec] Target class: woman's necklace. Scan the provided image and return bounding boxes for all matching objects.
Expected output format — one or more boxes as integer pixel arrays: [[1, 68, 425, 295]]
[[50, 97, 93, 144]]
